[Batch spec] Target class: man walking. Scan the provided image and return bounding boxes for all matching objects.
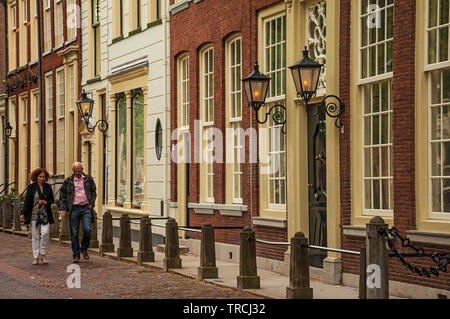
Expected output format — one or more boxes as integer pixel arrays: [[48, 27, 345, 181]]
[[58, 162, 97, 263]]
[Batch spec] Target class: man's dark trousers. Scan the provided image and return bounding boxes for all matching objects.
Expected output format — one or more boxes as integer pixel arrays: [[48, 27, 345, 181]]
[[69, 205, 92, 258]]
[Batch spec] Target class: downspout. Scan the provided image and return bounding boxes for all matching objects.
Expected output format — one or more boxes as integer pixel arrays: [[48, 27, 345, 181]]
[[2, 0, 9, 189], [35, 0, 43, 168], [163, 1, 168, 218]]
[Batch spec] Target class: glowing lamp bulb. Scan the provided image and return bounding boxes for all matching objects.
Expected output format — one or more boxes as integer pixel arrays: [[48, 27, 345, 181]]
[[254, 91, 260, 97], [303, 80, 309, 87]]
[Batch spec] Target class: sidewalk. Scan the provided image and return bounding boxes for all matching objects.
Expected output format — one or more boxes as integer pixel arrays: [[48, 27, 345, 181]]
[[75, 234, 362, 299]]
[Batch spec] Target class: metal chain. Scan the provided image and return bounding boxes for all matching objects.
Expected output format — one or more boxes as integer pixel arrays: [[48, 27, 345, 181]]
[[379, 227, 450, 278]]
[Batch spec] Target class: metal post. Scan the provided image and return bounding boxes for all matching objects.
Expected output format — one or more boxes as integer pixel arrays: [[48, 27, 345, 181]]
[[12, 197, 21, 232], [90, 210, 99, 248]]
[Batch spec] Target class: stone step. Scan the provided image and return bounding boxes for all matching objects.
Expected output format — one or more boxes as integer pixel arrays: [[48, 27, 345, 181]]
[[156, 244, 189, 254]]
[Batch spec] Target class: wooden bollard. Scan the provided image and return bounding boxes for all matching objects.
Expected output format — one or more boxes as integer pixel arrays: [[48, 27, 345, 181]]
[[237, 227, 260, 289], [198, 223, 218, 280], [2, 198, 11, 229], [49, 205, 60, 238], [0, 198, 3, 229], [163, 218, 182, 271], [366, 216, 389, 299], [90, 210, 99, 248], [13, 197, 21, 232], [359, 246, 367, 299], [138, 216, 155, 263], [117, 214, 133, 258], [100, 211, 115, 254], [286, 232, 313, 299], [59, 212, 71, 241]]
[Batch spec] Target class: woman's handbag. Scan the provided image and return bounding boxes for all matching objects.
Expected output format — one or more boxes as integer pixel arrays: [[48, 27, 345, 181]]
[[36, 186, 49, 226]]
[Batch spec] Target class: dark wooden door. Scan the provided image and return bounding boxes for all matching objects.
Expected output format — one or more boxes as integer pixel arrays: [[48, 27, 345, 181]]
[[307, 103, 327, 268]]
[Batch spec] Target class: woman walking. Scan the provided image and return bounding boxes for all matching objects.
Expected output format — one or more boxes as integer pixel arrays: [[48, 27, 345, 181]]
[[20, 168, 55, 265]]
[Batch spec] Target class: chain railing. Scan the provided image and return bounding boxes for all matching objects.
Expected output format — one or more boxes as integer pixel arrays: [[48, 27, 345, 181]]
[[379, 226, 450, 278]]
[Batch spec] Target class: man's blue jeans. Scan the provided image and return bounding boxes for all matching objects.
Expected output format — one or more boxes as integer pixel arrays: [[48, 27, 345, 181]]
[[69, 206, 92, 258]]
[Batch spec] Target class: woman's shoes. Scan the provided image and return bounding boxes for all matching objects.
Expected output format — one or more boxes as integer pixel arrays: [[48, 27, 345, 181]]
[[40, 255, 48, 264], [32, 258, 39, 265]]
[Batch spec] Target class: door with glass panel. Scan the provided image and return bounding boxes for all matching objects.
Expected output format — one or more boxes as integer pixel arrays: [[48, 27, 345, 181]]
[[307, 103, 327, 268]]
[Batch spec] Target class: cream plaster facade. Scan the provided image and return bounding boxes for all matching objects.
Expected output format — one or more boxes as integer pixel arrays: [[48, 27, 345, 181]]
[[81, 0, 170, 239]]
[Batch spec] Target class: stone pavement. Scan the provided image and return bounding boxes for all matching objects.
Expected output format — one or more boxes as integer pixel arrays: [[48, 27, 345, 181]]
[[0, 231, 259, 299]]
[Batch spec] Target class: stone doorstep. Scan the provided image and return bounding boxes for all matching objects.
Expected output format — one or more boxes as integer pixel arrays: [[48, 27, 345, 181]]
[[156, 244, 189, 255]]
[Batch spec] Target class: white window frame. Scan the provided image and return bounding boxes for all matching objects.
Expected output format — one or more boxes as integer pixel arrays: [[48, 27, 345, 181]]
[[361, 80, 394, 217], [68, 63, 75, 112], [263, 13, 287, 209], [44, 4, 52, 52], [428, 68, 450, 219], [227, 36, 243, 203], [202, 47, 214, 125], [358, 0, 394, 85], [12, 5, 17, 30], [264, 13, 286, 103], [22, 0, 28, 24], [10, 99, 17, 138], [56, 68, 65, 119], [179, 55, 189, 130], [229, 37, 242, 122], [34, 93, 39, 122], [54, 0, 64, 47], [22, 97, 28, 124], [426, 0, 450, 70], [204, 127, 214, 203], [45, 72, 54, 175]]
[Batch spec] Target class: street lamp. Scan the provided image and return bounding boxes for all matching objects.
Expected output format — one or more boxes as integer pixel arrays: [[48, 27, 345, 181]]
[[4, 122, 12, 138], [242, 63, 286, 133], [77, 90, 108, 133], [289, 47, 345, 129]]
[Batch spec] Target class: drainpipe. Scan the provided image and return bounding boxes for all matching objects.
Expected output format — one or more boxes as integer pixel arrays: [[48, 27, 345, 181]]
[[1, 0, 9, 189], [163, 1, 168, 219], [35, 0, 43, 168]]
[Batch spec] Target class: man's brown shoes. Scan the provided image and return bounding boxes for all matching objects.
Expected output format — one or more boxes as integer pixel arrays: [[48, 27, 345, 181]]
[[82, 250, 90, 260], [73, 257, 80, 263]]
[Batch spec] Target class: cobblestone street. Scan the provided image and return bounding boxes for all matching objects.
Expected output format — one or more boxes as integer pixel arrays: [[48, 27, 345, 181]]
[[0, 232, 260, 299]]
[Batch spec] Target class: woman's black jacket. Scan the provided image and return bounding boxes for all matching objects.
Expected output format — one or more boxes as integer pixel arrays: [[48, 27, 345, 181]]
[[21, 182, 55, 225]]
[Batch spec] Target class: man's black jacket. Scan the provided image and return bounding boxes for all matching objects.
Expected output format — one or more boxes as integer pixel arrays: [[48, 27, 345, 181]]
[[57, 173, 97, 214], [22, 182, 55, 225]]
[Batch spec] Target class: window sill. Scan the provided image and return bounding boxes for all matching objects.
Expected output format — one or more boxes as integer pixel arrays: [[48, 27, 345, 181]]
[[406, 230, 450, 246], [86, 76, 102, 85], [65, 38, 77, 46], [342, 225, 366, 237], [252, 216, 287, 229], [129, 27, 142, 37], [43, 51, 52, 57], [188, 202, 248, 216], [112, 35, 124, 44], [169, 0, 191, 15], [147, 19, 162, 29]]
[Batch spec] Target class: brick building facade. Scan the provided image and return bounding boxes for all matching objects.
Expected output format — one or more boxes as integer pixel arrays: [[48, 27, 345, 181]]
[[169, 0, 288, 261], [339, 0, 450, 293], [5, 0, 82, 192]]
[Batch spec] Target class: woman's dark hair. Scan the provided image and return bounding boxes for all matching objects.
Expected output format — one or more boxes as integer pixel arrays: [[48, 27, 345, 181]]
[[29, 168, 50, 183]]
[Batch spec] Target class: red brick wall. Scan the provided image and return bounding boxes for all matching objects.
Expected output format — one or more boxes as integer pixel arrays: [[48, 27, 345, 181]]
[[170, 0, 288, 260], [339, 0, 450, 291]]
